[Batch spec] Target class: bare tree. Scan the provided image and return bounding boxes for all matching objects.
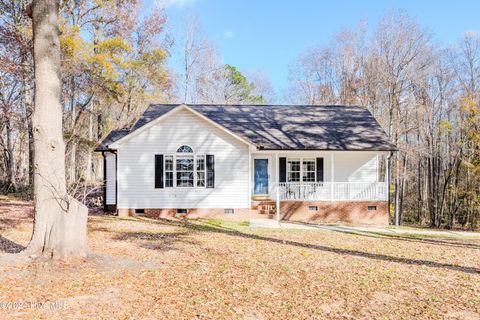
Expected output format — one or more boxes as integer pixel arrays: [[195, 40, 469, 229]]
[[178, 13, 219, 103], [285, 12, 480, 229], [247, 71, 276, 104]]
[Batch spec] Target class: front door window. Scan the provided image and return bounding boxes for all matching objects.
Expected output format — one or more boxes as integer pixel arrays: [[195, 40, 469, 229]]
[[254, 159, 269, 195]]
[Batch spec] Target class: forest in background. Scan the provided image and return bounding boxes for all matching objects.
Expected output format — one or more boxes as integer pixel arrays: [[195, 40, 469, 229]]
[[1, 1, 479, 230]]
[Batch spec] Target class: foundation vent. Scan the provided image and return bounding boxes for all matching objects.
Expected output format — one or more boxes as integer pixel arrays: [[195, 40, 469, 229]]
[[224, 208, 234, 214], [177, 209, 188, 214], [308, 206, 318, 211], [368, 206, 377, 211]]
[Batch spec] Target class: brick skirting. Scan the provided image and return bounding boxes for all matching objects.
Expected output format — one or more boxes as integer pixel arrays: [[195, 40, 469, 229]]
[[117, 201, 388, 225], [280, 201, 388, 225], [117, 208, 252, 220]]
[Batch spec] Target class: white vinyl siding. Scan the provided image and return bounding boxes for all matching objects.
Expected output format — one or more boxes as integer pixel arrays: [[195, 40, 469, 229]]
[[105, 152, 116, 205], [334, 152, 379, 182], [116, 108, 249, 209]]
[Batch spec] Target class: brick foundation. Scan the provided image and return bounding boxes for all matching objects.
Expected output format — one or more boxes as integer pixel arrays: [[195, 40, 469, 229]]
[[117, 201, 388, 225], [118, 208, 253, 220], [280, 201, 388, 225]]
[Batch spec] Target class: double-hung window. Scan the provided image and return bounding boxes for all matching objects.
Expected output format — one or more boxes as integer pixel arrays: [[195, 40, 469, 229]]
[[302, 159, 316, 182], [287, 158, 316, 182], [287, 159, 301, 182], [196, 156, 206, 187], [176, 155, 194, 187], [165, 155, 174, 187]]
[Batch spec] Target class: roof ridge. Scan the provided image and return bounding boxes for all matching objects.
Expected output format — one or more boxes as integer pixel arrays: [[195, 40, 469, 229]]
[[148, 103, 367, 108], [96, 103, 396, 152]]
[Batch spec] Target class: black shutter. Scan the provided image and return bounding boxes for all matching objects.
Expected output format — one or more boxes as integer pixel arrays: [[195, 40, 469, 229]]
[[155, 154, 164, 188], [206, 154, 215, 188], [279, 157, 286, 183], [316, 157, 324, 182]]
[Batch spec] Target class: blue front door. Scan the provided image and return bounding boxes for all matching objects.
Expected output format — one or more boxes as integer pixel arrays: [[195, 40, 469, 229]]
[[254, 159, 269, 195]]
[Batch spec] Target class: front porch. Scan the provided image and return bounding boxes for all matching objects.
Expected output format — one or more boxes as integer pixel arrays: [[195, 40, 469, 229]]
[[250, 150, 390, 224]]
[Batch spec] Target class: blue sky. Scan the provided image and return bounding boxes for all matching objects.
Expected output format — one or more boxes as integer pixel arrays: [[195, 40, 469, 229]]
[[159, 0, 480, 95]]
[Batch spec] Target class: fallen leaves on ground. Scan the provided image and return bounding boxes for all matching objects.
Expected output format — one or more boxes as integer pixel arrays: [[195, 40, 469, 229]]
[[0, 196, 479, 319]]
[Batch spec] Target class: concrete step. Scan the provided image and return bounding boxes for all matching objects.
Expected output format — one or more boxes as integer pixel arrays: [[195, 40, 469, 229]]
[[259, 209, 276, 215], [251, 200, 277, 216]]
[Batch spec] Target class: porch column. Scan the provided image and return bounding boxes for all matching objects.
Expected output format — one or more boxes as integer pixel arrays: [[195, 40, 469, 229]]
[[248, 148, 252, 209], [376, 152, 379, 199], [331, 152, 334, 200], [276, 153, 280, 221]]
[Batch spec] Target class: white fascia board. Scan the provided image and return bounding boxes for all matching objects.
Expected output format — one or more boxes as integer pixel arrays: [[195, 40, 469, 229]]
[[182, 105, 255, 148]]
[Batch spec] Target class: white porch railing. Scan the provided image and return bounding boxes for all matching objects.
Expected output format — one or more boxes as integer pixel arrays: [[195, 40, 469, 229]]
[[278, 182, 388, 201]]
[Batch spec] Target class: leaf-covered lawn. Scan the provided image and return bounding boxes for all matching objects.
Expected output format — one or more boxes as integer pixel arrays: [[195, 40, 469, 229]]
[[1, 197, 479, 319]]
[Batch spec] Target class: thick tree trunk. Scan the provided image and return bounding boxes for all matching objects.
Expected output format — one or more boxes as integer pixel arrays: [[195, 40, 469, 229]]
[[24, 0, 88, 259]]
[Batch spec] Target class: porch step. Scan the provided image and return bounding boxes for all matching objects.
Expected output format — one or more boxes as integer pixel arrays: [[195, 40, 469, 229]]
[[252, 195, 271, 201], [252, 200, 277, 215]]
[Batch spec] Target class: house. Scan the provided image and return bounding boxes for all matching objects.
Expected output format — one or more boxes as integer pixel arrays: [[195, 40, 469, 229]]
[[95, 104, 396, 225]]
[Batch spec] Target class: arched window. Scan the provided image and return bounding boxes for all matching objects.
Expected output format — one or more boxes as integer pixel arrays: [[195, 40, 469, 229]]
[[160, 145, 208, 188], [177, 145, 193, 153]]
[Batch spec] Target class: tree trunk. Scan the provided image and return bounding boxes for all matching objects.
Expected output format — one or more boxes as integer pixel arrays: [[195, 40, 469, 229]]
[[68, 77, 76, 185], [394, 153, 401, 226], [69, 142, 76, 183], [24, 0, 88, 259], [85, 109, 94, 182], [5, 118, 17, 192], [21, 54, 34, 193]]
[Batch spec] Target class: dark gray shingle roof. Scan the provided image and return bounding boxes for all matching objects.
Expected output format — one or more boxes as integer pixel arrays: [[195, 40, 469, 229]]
[[95, 129, 129, 151], [97, 104, 396, 151]]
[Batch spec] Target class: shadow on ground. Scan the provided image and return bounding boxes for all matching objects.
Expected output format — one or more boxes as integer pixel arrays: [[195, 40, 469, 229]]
[[0, 235, 26, 254], [125, 217, 480, 275], [278, 222, 480, 250], [113, 230, 197, 251]]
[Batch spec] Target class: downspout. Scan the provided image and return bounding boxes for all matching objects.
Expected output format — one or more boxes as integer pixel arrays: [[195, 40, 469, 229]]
[[114, 150, 118, 214], [102, 151, 106, 211], [276, 153, 280, 222], [103, 149, 118, 213]]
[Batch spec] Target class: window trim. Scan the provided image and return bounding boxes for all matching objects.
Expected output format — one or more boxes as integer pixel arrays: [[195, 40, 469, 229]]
[[163, 146, 207, 189], [177, 145, 193, 153], [287, 158, 301, 182], [302, 158, 316, 182], [164, 155, 174, 188], [287, 157, 316, 183], [176, 154, 195, 188]]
